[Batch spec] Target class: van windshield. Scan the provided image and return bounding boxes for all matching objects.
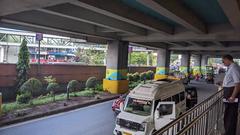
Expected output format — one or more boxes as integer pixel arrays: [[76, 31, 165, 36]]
[[124, 97, 152, 116]]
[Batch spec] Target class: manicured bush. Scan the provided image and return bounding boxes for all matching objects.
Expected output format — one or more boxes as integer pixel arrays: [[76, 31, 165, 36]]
[[132, 72, 140, 81], [67, 80, 80, 99], [86, 77, 98, 94], [16, 92, 31, 104], [127, 73, 134, 81], [140, 72, 147, 81], [19, 78, 43, 97], [86, 77, 97, 88], [95, 84, 103, 91], [129, 80, 141, 90], [46, 82, 60, 101], [146, 70, 154, 80]]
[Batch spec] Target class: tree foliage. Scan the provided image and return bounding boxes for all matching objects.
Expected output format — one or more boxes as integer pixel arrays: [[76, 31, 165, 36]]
[[75, 48, 106, 65], [129, 52, 147, 66], [16, 38, 30, 90], [44, 76, 57, 84]]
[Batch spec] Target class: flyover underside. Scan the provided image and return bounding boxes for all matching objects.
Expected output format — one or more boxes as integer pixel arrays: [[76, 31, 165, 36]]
[[0, 0, 240, 55]]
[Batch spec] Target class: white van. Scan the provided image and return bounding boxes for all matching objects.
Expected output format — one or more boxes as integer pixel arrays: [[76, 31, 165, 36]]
[[114, 79, 186, 135]]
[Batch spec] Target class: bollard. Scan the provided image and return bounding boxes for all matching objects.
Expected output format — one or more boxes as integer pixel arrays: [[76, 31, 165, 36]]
[[0, 92, 2, 115]]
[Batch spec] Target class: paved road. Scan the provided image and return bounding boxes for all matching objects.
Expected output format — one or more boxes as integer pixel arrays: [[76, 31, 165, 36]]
[[189, 79, 218, 103], [0, 100, 116, 135], [0, 80, 218, 135]]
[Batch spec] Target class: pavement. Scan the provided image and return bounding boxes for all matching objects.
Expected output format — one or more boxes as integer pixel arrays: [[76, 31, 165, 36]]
[[0, 79, 219, 135]]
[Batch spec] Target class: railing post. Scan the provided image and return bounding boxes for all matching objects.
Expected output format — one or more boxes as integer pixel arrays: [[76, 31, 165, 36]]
[[0, 92, 2, 115], [205, 110, 209, 135]]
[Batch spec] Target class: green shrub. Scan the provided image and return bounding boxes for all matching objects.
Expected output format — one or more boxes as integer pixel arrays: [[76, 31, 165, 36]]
[[46, 82, 60, 101], [132, 72, 140, 81], [67, 80, 80, 91], [127, 73, 134, 81], [16, 38, 30, 91], [67, 80, 80, 98], [86, 77, 98, 94], [140, 72, 147, 81], [16, 92, 31, 104], [129, 80, 141, 90], [146, 70, 154, 80], [95, 84, 103, 91], [44, 76, 56, 84], [86, 77, 97, 88], [20, 78, 43, 96]]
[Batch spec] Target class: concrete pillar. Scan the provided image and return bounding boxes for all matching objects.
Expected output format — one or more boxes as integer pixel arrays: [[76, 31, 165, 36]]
[[201, 55, 208, 75], [147, 52, 150, 66], [103, 40, 129, 94], [180, 53, 190, 76], [192, 55, 201, 76], [154, 48, 170, 80], [0, 46, 3, 62]]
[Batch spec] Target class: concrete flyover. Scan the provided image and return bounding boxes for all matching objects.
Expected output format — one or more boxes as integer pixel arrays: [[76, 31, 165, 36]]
[[1, 0, 240, 92]]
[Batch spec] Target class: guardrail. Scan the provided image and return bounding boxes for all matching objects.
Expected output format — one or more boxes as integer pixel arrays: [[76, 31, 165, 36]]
[[153, 90, 224, 135]]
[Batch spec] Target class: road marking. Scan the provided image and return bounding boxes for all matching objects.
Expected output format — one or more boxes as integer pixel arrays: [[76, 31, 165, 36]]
[[0, 100, 114, 130]]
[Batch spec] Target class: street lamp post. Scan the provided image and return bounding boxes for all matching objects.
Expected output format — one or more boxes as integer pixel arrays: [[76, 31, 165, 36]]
[[36, 33, 43, 76]]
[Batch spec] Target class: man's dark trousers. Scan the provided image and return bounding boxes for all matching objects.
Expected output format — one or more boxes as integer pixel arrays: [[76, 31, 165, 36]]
[[223, 87, 239, 135]]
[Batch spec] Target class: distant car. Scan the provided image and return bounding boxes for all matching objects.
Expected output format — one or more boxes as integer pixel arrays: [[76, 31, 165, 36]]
[[185, 86, 198, 110], [112, 94, 127, 115]]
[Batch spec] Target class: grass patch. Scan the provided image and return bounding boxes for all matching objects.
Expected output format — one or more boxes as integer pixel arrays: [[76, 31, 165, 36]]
[[2, 90, 103, 114]]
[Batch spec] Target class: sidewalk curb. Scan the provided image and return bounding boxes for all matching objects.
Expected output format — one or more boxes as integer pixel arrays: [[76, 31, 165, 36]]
[[0, 95, 119, 127]]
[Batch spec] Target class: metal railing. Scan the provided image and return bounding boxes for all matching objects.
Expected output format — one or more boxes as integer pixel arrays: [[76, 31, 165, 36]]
[[153, 90, 224, 135]]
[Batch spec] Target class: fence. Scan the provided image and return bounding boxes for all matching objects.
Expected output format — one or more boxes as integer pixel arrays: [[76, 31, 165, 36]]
[[153, 90, 224, 135]]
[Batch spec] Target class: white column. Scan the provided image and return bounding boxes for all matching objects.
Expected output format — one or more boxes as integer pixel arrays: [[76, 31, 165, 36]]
[[0, 46, 4, 62]]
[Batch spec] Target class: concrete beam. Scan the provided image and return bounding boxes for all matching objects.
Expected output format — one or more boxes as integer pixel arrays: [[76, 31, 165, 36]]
[[39, 4, 147, 35], [137, 0, 206, 33], [73, 0, 173, 34], [169, 45, 240, 51], [130, 42, 160, 50], [185, 41, 211, 47], [218, 0, 240, 32], [212, 41, 226, 47], [185, 41, 199, 46], [0, 0, 74, 16], [0, 19, 109, 44], [165, 41, 188, 47], [122, 24, 240, 42], [96, 27, 119, 33], [1, 10, 119, 40]]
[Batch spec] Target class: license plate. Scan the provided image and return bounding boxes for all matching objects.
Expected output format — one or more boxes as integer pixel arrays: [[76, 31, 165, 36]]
[[123, 132, 132, 135]]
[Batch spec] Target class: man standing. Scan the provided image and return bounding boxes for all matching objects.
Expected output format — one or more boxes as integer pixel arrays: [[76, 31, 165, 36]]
[[222, 55, 240, 135]]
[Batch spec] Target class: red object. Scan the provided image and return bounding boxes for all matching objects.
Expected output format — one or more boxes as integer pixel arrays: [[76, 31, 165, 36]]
[[112, 95, 126, 114], [195, 74, 200, 81]]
